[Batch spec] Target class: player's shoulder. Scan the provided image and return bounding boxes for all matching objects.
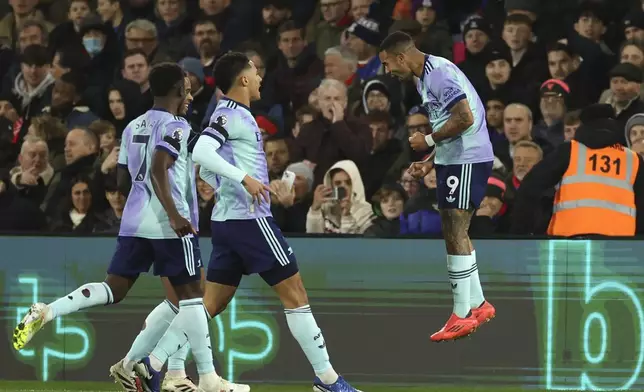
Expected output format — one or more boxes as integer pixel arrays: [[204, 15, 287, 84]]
[[163, 117, 191, 142]]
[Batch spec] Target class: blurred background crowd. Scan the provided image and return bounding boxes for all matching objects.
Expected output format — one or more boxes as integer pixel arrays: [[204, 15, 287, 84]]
[[1, 0, 643, 237]]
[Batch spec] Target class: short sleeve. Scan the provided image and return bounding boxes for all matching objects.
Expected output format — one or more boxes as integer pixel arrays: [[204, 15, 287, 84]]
[[117, 130, 128, 167], [156, 120, 190, 159], [429, 67, 467, 112], [202, 108, 235, 145]]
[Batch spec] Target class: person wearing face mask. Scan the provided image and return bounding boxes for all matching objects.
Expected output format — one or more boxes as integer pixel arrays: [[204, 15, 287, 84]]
[[512, 104, 644, 236], [364, 182, 408, 237], [78, 15, 120, 115]]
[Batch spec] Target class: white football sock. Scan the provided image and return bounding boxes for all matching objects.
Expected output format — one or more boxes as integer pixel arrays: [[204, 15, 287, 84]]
[[46, 282, 113, 322], [285, 305, 338, 385], [123, 300, 177, 372], [447, 255, 473, 318], [469, 250, 485, 308]]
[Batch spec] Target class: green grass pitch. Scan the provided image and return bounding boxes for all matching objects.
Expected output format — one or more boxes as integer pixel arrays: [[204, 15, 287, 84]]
[[0, 381, 551, 392]]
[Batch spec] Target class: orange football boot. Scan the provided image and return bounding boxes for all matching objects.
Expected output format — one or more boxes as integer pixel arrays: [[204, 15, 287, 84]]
[[471, 301, 496, 325], [430, 313, 479, 342]]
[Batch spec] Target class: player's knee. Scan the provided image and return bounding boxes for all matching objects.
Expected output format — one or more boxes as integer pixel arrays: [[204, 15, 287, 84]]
[[203, 295, 230, 318], [104, 275, 134, 303]]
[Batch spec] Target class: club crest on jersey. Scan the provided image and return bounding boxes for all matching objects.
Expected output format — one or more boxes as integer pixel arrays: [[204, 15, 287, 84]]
[[171, 128, 183, 141], [215, 115, 227, 127]]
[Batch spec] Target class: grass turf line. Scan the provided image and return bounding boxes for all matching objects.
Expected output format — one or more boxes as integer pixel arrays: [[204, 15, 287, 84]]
[[0, 381, 549, 392]]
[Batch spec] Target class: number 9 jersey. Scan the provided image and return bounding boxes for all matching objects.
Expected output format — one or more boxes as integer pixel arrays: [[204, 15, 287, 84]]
[[117, 109, 197, 239]]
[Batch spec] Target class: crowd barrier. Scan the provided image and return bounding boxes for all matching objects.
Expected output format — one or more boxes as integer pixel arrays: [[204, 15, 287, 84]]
[[1, 236, 642, 389]]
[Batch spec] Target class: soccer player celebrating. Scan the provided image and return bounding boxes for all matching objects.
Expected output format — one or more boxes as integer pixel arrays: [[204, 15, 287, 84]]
[[12, 64, 238, 391], [379, 32, 496, 342], [140, 52, 362, 392]]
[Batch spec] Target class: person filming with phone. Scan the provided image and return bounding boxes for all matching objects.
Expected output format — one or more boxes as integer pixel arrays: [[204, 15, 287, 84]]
[[306, 160, 375, 234]]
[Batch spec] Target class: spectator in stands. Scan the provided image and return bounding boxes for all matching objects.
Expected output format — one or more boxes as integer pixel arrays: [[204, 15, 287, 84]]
[[50, 46, 89, 81], [271, 161, 314, 233], [563, 109, 581, 142], [291, 78, 371, 186], [97, 0, 129, 44], [198, 0, 231, 36], [624, 11, 644, 42], [41, 126, 102, 216], [9, 44, 55, 138], [361, 110, 402, 200], [264, 135, 290, 180], [96, 175, 125, 233], [0, 0, 54, 49], [43, 71, 100, 129], [1, 20, 50, 90], [399, 166, 422, 199], [620, 40, 644, 69], [0, 172, 47, 231], [573, 1, 612, 55], [532, 79, 570, 148], [124, 19, 172, 65], [291, 105, 316, 138], [105, 79, 144, 136], [458, 16, 492, 92], [26, 115, 67, 170], [350, 0, 373, 21], [470, 175, 507, 235], [626, 113, 644, 152], [122, 48, 153, 109], [314, 0, 352, 59], [179, 57, 213, 131], [255, 0, 293, 62], [324, 46, 359, 103], [546, 42, 596, 109], [389, 105, 431, 174], [603, 63, 644, 145], [364, 182, 407, 237], [501, 14, 548, 95], [88, 120, 117, 161], [195, 165, 214, 234], [479, 40, 525, 106], [9, 135, 54, 206], [263, 21, 323, 123], [495, 103, 549, 170], [50, 176, 102, 233], [191, 19, 221, 80], [412, 0, 453, 60], [153, 0, 194, 59], [344, 14, 385, 83], [501, 140, 543, 231], [49, 0, 91, 53], [485, 94, 506, 145], [306, 159, 374, 234], [399, 167, 442, 236]]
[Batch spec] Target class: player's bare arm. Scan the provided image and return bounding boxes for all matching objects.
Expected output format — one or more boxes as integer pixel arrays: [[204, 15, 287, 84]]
[[440, 208, 474, 255], [150, 149, 195, 237], [431, 99, 474, 143], [116, 165, 131, 197]]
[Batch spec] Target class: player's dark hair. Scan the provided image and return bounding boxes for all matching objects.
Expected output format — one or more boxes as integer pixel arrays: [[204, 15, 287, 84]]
[[379, 31, 414, 54], [213, 51, 252, 94], [149, 62, 185, 98]]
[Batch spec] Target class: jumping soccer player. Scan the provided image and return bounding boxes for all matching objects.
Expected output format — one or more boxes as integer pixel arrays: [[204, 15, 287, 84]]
[[379, 31, 496, 342], [12, 63, 225, 391], [139, 52, 362, 392]]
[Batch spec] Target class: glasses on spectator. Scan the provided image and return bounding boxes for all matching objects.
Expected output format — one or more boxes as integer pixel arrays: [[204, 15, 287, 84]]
[[321, 0, 345, 9]]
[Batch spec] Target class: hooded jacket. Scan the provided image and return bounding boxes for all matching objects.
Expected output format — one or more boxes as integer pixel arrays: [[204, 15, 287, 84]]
[[306, 160, 375, 234], [511, 112, 644, 235], [104, 79, 145, 137], [625, 113, 644, 149]]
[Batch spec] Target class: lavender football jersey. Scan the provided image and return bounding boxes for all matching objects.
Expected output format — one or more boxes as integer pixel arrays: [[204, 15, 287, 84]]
[[416, 55, 494, 165], [199, 98, 272, 221], [117, 109, 197, 238]]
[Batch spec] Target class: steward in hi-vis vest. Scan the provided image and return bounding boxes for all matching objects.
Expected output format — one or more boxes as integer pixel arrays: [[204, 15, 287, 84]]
[[511, 104, 644, 236]]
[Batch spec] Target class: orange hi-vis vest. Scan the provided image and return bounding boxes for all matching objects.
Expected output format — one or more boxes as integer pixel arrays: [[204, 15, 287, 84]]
[[547, 140, 639, 237]]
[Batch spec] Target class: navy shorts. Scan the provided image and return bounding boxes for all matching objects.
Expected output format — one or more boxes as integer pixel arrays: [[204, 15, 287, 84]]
[[435, 161, 493, 210], [207, 216, 299, 287], [107, 236, 202, 285]]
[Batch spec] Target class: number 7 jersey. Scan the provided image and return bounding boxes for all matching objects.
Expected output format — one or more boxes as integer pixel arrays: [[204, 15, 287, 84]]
[[117, 109, 197, 239]]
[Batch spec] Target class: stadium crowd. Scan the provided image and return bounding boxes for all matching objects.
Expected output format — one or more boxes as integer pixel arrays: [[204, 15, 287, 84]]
[[0, 0, 643, 236]]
